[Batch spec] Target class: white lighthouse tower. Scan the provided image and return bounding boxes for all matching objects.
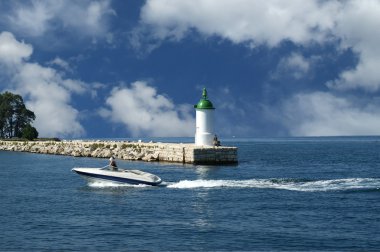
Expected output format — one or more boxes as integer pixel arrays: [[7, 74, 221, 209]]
[[194, 88, 215, 146]]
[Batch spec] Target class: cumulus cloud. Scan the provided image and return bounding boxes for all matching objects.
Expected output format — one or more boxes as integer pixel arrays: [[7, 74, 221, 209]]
[[137, 0, 380, 92], [279, 92, 380, 136], [100, 81, 195, 137], [3, 0, 115, 39], [0, 31, 85, 137], [327, 0, 380, 92], [0, 31, 33, 64], [137, 0, 338, 46], [15, 63, 87, 136]]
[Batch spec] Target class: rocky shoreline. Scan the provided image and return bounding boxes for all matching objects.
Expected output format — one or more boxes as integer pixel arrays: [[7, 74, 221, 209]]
[[0, 140, 238, 164]]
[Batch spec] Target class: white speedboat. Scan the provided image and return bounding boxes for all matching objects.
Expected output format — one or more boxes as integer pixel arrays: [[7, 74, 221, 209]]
[[72, 167, 162, 186]]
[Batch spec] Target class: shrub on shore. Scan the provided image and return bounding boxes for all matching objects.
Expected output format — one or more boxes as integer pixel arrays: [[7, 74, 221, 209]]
[[22, 125, 39, 140]]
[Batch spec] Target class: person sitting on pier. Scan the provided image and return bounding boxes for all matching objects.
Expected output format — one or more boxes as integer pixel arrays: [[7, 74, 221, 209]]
[[109, 156, 118, 171], [213, 135, 221, 147]]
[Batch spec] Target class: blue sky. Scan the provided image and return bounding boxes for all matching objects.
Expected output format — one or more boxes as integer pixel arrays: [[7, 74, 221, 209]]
[[1, 0, 380, 138]]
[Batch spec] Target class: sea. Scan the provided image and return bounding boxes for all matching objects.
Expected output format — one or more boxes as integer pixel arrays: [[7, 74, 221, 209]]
[[1, 137, 380, 251]]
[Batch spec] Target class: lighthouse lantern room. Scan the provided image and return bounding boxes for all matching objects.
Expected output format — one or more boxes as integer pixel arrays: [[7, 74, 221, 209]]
[[194, 88, 216, 146]]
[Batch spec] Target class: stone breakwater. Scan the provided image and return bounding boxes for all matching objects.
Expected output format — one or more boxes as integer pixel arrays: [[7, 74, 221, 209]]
[[0, 140, 238, 164]]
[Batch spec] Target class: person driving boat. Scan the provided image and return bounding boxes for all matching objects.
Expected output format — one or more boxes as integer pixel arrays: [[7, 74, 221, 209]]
[[109, 156, 118, 171]]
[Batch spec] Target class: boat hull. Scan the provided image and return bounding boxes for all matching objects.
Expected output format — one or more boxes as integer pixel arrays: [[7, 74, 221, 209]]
[[72, 167, 162, 186]]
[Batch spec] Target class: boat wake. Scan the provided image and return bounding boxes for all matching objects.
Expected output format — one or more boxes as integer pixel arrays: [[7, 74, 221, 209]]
[[166, 178, 380, 192], [85, 178, 380, 192], [88, 181, 150, 188]]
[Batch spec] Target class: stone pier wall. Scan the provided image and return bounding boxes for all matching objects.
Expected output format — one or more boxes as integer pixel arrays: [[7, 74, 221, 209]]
[[0, 140, 238, 165]]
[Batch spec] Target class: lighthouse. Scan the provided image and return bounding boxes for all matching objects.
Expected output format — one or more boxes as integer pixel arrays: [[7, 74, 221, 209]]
[[194, 88, 215, 146]]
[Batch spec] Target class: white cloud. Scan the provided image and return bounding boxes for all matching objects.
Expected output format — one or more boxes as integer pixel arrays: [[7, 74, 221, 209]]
[[274, 53, 312, 80], [0, 31, 33, 64], [47, 57, 72, 72], [59, 0, 116, 37], [279, 92, 380, 136], [7, 1, 55, 37], [25, 93, 84, 138], [0, 31, 85, 137], [138, 0, 380, 92], [327, 0, 380, 92], [100, 81, 195, 137], [4, 0, 115, 39], [14, 63, 86, 137], [139, 0, 339, 46]]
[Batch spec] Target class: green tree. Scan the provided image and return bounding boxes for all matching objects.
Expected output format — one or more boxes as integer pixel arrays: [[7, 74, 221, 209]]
[[0, 91, 37, 139], [14, 101, 36, 138], [22, 124, 39, 140], [0, 93, 13, 138]]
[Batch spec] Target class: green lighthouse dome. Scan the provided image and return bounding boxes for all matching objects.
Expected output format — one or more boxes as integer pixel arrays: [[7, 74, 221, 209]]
[[194, 88, 215, 109]]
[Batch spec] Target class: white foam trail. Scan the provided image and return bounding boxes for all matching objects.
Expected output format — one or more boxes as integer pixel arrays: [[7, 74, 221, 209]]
[[167, 178, 380, 192], [88, 181, 149, 188]]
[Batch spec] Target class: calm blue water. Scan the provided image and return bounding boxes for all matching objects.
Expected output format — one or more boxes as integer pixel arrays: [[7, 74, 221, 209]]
[[1, 137, 380, 251]]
